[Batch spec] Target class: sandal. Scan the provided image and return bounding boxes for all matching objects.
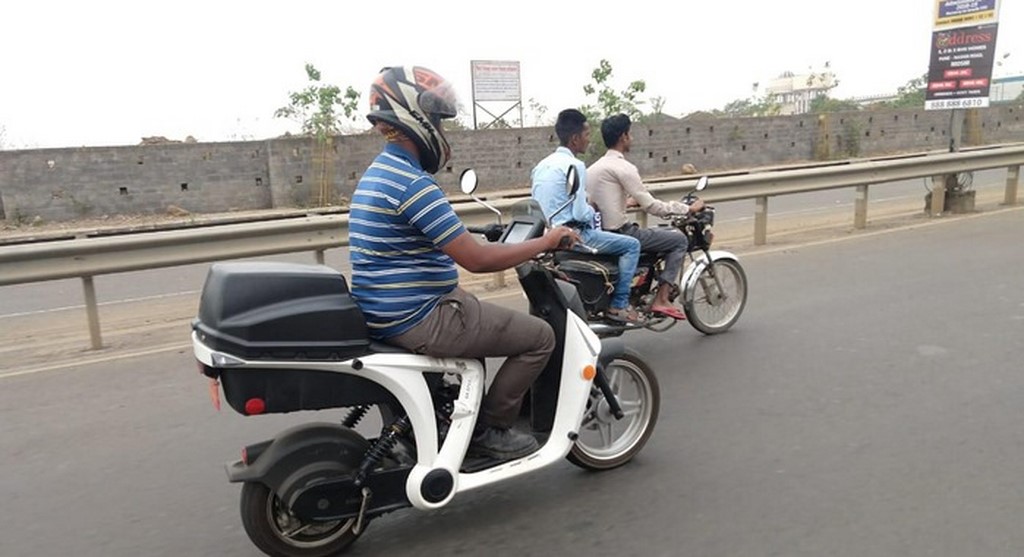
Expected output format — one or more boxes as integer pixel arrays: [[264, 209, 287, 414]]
[[606, 306, 646, 325], [650, 305, 686, 320]]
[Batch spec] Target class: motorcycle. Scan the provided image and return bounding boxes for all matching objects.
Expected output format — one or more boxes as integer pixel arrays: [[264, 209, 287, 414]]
[[191, 165, 659, 556], [549, 176, 748, 336]]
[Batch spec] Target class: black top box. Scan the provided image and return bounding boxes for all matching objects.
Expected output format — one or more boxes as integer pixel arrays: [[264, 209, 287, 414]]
[[194, 262, 370, 361]]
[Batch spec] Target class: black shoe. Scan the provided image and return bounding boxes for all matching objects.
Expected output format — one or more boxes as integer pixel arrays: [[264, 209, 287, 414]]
[[468, 426, 540, 460]]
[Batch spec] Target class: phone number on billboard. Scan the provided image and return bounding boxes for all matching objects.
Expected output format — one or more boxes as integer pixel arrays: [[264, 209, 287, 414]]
[[926, 98, 989, 109]]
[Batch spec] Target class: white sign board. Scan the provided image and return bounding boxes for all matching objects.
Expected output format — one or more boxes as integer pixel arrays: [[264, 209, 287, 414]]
[[471, 60, 522, 102]]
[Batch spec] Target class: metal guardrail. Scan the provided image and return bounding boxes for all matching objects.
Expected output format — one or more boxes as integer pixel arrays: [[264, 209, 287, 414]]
[[1, 144, 1021, 349]]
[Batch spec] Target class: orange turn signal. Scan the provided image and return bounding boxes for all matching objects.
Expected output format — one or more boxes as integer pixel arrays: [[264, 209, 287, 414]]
[[582, 365, 596, 381]]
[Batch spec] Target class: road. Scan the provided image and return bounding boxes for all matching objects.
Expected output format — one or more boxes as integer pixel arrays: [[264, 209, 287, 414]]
[[0, 200, 1021, 556]]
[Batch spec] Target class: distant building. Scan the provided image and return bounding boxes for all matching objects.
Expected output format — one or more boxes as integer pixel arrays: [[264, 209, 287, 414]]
[[991, 75, 1024, 103], [765, 71, 836, 115], [850, 93, 900, 107]]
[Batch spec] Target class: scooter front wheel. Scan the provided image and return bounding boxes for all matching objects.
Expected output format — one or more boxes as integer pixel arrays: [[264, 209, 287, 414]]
[[568, 349, 659, 471], [240, 481, 365, 557]]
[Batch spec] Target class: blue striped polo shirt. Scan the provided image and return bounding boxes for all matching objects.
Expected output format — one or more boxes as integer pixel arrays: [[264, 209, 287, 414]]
[[349, 143, 466, 339]]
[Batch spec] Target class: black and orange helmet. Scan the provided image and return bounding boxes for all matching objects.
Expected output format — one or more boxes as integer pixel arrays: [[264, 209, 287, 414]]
[[367, 66, 458, 174]]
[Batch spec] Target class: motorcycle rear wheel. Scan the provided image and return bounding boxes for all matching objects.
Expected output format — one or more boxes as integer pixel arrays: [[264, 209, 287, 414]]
[[239, 481, 365, 557], [683, 259, 747, 335], [568, 349, 659, 470]]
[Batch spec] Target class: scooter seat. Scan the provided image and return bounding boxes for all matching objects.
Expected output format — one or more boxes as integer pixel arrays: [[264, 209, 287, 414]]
[[368, 341, 414, 355]]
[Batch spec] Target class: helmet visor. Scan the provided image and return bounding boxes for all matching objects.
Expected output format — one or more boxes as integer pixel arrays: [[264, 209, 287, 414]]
[[419, 80, 459, 120]]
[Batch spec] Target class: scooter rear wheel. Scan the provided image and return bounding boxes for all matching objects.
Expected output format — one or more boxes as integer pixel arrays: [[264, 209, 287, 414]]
[[568, 349, 659, 470], [240, 481, 364, 557]]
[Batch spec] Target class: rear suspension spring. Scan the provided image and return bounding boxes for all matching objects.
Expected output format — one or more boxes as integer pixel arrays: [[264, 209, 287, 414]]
[[354, 415, 411, 487]]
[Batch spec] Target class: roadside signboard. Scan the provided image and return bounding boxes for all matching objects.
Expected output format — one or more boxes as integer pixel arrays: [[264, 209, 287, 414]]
[[924, 23, 999, 109], [925, 1, 1001, 110], [470, 60, 522, 103], [933, 0, 999, 28]]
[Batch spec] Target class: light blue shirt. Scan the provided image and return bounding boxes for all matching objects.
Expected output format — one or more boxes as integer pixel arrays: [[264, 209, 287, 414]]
[[530, 146, 594, 227]]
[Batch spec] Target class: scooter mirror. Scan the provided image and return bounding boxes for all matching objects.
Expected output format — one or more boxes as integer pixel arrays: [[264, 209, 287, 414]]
[[695, 176, 709, 192], [459, 168, 479, 195]]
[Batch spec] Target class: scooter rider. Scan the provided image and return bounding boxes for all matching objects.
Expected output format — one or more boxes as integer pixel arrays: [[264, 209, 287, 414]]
[[349, 66, 579, 461], [587, 113, 704, 320], [531, 109, 644, 324]]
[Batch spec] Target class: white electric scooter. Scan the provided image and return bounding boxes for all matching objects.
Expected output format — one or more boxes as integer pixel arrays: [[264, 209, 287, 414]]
[[192, 166, 660, 556]]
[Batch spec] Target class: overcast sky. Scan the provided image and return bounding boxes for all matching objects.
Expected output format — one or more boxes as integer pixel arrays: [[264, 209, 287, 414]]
[[2, 0, 1021, 149]]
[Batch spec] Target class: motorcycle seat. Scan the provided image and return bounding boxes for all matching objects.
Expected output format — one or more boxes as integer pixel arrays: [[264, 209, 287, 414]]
[[553, 251, 619, 265]]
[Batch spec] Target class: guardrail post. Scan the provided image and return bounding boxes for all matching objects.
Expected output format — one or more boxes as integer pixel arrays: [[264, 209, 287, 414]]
[[82, 276, 103, 350], [854, 185, 869, 229], [754, 196, 768, 245], [1005, 165, 1020, 206], [636, 210, 648, 230], [314, 249, 326, 265], [930, 175, 946, 216]]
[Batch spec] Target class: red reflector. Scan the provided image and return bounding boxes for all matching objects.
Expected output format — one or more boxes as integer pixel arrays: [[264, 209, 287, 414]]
[[241, 447, 249, 465], [244, 398, 266, 415]]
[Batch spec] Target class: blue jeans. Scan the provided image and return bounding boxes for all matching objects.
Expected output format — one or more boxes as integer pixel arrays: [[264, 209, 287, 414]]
[[579, 228, 641, 309]]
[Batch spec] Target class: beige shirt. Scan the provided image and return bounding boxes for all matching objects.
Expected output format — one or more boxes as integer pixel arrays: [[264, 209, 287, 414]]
[[587, 149, 690, 230]]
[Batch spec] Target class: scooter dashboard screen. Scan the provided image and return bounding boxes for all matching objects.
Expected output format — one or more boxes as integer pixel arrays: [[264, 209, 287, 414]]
[[502, 221, 534, 244]]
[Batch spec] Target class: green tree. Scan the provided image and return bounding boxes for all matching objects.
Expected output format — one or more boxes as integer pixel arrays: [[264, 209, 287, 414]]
[[809, 96, 862, 113], [527, 97, 550, 127], [718, 83, 782, 117], [878, 73, 927, 109], [579, 59, 650, 121], [274, 64, 360, 207], [274, 63, 360, 141]]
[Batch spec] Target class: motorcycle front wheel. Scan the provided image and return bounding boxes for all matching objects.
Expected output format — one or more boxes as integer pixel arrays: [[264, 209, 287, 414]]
[[683, 258, 747, 335], [239, 482, 365, 557], [568, 349, 660, 471]]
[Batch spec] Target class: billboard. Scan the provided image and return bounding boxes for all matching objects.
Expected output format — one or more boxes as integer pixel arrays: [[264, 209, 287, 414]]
[[925, 23, 999, 109], [470, 60, 522, 102], [925, 0, 1001, 110], [934, 0, 998, 29]]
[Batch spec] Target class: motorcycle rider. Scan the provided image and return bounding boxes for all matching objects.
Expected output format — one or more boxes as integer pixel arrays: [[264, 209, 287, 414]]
[[531, 109, 644, 324], [349, 66, 580, 461], [588, 113, 704, 320]]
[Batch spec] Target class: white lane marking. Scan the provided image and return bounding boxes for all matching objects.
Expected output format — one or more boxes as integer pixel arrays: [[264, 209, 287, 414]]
[[0, 290, 201, 319], [0, 342, 190, 378]]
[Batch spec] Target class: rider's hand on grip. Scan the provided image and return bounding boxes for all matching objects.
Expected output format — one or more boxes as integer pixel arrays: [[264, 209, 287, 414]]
[[546, 226, 580, 251], [483, 223, 504, 243], [688, 198, 706, 213]]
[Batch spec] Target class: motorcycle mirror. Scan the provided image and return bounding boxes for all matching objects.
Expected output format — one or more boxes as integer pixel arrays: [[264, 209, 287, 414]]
[[548, 164, 581, 222], [695, 176, 709, 192], [459, 168, 479, 195], [566, 165, 581, 197]]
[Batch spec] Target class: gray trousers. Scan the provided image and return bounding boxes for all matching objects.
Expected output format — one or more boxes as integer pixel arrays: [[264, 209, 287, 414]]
[[619, 223, 688, 286], [388, 287, 555, 428]]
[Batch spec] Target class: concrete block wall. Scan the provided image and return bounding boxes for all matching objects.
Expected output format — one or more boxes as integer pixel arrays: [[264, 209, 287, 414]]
[[0, 141, 270, 222], [2, 105, 1021, 223]]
